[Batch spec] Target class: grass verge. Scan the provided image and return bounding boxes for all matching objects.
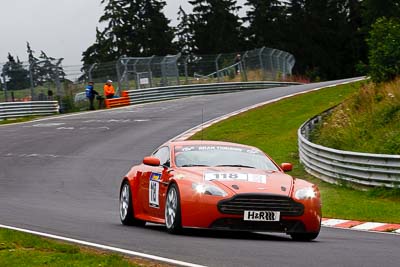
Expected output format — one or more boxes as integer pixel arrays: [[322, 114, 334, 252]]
[[0, 228, 139, 267], [310, 78, 400, 154], [0, 116, 40, 125], [190, 80, 400, 223]]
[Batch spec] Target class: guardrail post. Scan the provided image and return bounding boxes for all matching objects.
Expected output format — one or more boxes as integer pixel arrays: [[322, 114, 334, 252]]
[[1, 71, 8, 102], [161, 56, 168, 86], [88, 63, 97, 82], [132, 58, 139, 89], [276, 51, 283, 80], [258, 47, 266, 80], [54, 66, 62, 97], [184, 56, 189, 85], [148, 56, 155, 88], [29, 62, 35, 101], [215, 54, 222, 83], [241, 51, 249, 82], [116, 59, 122, 95], [175, 53, 182, 86]]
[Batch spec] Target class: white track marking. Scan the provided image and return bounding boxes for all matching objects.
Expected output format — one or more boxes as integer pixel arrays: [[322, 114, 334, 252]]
[[351, 222, 387, 230], [322, 219, 350, 227], [0, 224, 207, 267]]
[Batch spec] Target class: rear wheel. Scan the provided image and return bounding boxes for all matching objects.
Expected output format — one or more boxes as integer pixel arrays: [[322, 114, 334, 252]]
[[290, 232, 319, 241], [165, 183, 182, 234], [119, 180, 145, 226]]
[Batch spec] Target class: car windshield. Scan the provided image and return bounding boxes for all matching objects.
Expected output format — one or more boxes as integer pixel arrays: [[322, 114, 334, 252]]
[[174, 145, 279, 171]]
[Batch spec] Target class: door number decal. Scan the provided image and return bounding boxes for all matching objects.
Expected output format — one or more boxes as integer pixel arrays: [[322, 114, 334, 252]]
[[149, 172, 161, 208]]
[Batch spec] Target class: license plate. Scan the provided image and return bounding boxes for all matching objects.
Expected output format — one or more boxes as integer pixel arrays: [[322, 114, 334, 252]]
[[243, 210, 280, 221]]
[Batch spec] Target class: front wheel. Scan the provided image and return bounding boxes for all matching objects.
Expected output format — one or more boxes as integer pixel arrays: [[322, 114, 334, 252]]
[[119, 180, 145, 226], [165, 183, 182, 234], [290, 232, 319, 241]]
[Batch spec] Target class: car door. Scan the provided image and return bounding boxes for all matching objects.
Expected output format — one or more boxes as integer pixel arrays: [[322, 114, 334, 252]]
[[139, 146, 171, 220]]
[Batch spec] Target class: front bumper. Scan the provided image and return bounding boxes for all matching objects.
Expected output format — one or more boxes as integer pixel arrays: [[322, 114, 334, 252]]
[[180, 193, 321, 233]]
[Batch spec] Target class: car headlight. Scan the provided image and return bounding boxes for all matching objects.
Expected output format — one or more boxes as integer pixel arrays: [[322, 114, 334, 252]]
[[295, 188, 317, 200], [192, 183, 227, 197]]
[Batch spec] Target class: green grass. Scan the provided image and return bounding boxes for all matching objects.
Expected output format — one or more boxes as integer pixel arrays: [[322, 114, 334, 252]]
[[310, 79, 400, 154], [0, 116, 40, 125], [190, 80, 400, 223], [0, 228, 139, 267]]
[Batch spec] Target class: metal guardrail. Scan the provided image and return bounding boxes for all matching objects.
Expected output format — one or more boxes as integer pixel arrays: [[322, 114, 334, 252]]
[[0, 101, 59, 120], [124, 81, 299, 105], [298, 111, 400, 188]]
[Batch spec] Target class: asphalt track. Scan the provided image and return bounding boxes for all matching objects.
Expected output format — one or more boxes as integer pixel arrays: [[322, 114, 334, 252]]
[[0, 78, 398, 267]]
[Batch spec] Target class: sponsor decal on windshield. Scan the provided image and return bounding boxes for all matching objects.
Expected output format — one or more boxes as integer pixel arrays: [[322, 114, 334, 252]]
[[204, 172, 267, 183], [176, 145, 263, 155]]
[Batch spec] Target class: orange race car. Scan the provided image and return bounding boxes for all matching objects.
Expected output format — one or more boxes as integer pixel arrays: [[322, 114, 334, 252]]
[[119, 140, 321, 241]]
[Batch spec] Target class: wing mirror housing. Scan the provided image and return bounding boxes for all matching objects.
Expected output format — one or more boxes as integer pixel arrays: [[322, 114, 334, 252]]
[[143, 156, 160, 166], [281, 163, 293, 172]]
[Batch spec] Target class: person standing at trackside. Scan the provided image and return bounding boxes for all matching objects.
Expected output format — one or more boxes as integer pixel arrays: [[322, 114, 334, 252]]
[[85, 81, 99, 110], [103, 80, 115, 99]]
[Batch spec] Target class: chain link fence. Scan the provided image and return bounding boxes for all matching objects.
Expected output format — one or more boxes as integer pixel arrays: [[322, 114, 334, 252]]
[[1, 47, 295, 109], [0, 59, 67, 102]]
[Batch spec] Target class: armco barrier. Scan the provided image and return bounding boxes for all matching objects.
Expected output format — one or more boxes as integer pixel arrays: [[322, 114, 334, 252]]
[[298, 111, 400, 188], [124, 81, 299, 105], [0, 101, 59, 120]]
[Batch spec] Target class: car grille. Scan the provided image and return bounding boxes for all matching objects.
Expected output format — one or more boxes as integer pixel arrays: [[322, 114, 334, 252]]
[[218, 194, 304, 216]]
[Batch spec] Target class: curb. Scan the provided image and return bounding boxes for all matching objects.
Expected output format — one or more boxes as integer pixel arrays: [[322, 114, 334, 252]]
[[322, 218, 400, 235]]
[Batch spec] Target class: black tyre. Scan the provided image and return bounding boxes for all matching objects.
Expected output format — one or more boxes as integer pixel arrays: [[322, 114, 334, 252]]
[[119, 180, 145, 226], [290, 232, 319, 241], [165, 183, 182, 234]]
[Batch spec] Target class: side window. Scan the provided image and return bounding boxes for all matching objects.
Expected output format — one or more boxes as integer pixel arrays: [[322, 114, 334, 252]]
[[152, 146, 170, 167]]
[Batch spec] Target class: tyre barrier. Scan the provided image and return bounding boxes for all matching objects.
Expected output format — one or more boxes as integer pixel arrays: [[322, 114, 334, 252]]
[[104, 97, 131, 109], [0, 101, 59, 120], [298, 110, 400, 188]]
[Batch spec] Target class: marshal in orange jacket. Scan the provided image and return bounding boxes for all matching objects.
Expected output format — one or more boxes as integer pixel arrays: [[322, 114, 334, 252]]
[[104, 81, 115, 99]]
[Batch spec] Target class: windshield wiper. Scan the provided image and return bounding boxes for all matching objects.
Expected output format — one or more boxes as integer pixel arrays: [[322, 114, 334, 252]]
[[180, 164, 209, 167], [214, 164, 255, 168]]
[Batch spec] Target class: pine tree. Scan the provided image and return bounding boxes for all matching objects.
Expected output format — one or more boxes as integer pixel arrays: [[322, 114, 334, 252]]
[[27, 42, 38, 65], [2, 53, 30, 90], [244, 0, 285, 48], [82, 0, 175, 66], [362, 0, 400, 27], [189, 0, 243, 54], [39, 51, 65, 83], [282, 0, 364, 80], [26, 42, 65, 86], [175, 6, 196, 56], [81, 27, 116, 68]]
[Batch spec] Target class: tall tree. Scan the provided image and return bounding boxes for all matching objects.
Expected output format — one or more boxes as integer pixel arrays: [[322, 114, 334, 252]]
[[82, 0, 175, 66], [244, 0, 285, 48], [81, 27, 116, 69], [2, 53, 30, 90], [189, 0, 244, 54], [281, 0, 364, 80], [362, 0, 400, 27], [26, 42, 65, 86], [175, 6, 196, 56]]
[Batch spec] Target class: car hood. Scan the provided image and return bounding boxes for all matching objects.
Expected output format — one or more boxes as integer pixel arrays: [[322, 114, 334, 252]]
[[175, 167, 294, 197]]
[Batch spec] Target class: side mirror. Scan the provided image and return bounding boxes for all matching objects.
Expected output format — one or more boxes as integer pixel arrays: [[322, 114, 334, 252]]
[[281, 163, 293, 172], [143, 156, 160, 166]]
